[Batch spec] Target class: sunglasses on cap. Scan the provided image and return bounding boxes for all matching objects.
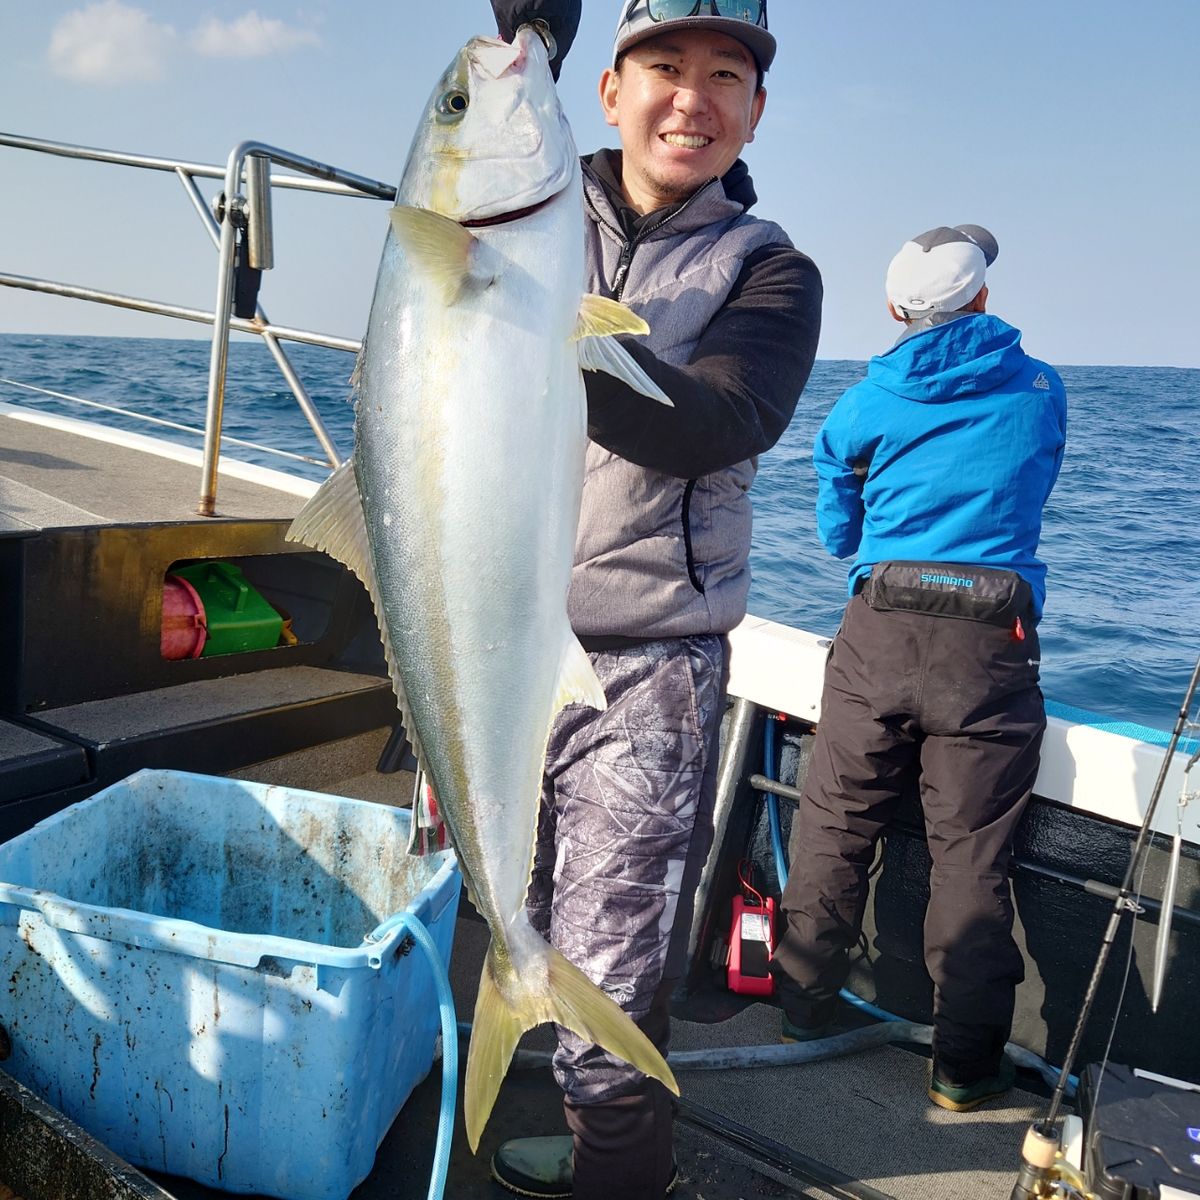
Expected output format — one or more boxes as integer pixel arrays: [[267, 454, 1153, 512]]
[[623, 1, 769, 30]]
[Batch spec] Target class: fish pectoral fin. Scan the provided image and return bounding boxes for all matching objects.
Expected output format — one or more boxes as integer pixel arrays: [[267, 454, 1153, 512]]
[[555, 636, 607, 713], [573, 293, 649, 340], [464, 950, 526, 1153], [389, 205, 498, 305], [576, 335, 674, 407]]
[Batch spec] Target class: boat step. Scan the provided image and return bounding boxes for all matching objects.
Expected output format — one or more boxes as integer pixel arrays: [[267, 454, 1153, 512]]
[[2, 666, 395, 839], [0, 720, 88, 804]]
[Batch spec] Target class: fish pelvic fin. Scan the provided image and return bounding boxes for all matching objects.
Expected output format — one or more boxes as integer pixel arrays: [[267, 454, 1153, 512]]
[[464, 939, 678, 1153], [573, 295, 673, 405], [555, 635, 607, 713], [573, 293, 650, 340], [389, 205, 498, 306]]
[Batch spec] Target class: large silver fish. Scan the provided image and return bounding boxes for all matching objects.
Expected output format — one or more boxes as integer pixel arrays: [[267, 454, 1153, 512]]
[[288, 28, 675, 1151]]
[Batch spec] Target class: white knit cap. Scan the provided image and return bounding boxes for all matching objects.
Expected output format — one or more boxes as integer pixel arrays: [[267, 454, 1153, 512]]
[[885, 225, 999, 316]]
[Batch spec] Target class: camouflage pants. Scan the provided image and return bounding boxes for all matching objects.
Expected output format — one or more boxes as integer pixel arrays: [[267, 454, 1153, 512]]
[[528, 634, 725, 1105]]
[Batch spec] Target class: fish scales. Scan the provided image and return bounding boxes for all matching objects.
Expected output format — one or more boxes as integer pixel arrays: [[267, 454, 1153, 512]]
[[358, 191, 587, 926]]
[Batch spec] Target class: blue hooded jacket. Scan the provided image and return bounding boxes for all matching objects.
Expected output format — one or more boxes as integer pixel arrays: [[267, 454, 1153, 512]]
[[814, 313, 1067, 615]]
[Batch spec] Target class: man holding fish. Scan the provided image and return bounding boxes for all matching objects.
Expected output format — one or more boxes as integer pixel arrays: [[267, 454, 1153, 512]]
[[291, 2, 819, 1196], [486, 1, 822, 1195]]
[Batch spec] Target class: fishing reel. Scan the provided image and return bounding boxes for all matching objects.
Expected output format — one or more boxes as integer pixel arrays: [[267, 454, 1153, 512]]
[[1009, 656, 1200, 1200], [1009, 1126, 1095, 1200]]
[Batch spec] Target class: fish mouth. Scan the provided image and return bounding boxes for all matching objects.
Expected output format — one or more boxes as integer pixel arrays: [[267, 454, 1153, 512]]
[[459, 188, 563, 229]]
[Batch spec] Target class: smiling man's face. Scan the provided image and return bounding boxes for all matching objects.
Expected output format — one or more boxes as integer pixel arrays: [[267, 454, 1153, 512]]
[[599, 28, 766, 215]]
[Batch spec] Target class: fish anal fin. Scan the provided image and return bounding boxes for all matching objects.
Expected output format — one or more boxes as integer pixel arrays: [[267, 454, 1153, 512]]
[[573, 293, 649, 341], [286, 459, 372, 582], [389, 205, 497, 305], [555, 635, 607, 713], [348, 334, 366, 401]]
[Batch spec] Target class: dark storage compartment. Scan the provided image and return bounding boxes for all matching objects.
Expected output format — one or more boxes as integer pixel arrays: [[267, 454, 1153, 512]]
[[1079, 1062, 1200, 1199], [0, 520, 383, 714]]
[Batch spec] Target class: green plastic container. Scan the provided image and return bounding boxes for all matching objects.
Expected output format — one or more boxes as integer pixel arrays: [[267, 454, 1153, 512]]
[[172, 560, 283, 656]]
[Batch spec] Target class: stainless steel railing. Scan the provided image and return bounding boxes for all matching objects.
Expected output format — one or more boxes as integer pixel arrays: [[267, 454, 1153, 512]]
[[0, 131, 396, 514]]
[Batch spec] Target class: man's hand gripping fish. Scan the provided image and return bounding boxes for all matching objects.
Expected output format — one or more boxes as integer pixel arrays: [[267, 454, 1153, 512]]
[[287, 28, 677, 1151]]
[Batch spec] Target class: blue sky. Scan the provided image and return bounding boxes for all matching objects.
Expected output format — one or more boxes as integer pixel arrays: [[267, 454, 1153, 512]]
[[2, 2, 1197, 367]]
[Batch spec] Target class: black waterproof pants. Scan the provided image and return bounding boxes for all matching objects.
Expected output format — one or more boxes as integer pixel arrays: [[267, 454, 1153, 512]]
[[772, 594, 1045, 1082]]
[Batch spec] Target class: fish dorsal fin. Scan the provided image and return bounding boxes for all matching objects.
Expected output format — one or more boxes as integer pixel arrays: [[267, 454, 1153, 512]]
[[286, 459, 373, 586], [286, 462, 438, 841], [389, 205, 498, 305], [555, 635, 607, 714], [573, 293, 649, 340]]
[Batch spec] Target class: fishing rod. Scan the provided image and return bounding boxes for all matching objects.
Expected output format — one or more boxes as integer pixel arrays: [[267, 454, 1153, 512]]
[[1009, 652, 1200, 1200], [1151, 713, 1200, 1012]]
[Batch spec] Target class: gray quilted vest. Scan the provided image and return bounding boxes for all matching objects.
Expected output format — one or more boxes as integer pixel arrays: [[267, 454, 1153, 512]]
[[568, 157, 793, 639]]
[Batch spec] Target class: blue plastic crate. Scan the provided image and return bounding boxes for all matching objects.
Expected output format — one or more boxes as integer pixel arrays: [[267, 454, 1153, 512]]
[[0, 769, 460, 1200]]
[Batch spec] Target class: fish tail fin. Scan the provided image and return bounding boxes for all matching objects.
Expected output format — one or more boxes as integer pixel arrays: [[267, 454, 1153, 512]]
[[545, 945, 678, 1094], [463, 939, 678, 1153], [464, 948, 527, 1153]]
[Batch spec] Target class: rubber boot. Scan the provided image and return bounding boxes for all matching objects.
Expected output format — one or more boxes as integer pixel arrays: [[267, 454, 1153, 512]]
[[491, 1128, 679, 1199], [491, 1135, 574, 1198]]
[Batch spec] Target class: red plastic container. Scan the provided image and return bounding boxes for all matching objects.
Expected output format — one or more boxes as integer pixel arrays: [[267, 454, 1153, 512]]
[[161, 574, 207, 660]]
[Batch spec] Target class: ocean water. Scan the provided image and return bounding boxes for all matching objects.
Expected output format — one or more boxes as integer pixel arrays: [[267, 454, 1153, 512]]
[[1, 333, 1197, 732]]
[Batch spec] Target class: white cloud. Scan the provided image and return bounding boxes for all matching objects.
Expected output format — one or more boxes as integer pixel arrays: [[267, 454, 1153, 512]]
[[48, 1, 177, 86], [190, 11, 320, 59]]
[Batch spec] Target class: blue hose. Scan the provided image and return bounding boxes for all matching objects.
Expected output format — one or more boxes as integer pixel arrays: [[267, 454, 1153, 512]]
[[759, 714, 1077, 1095], [368, 912, 458, 1200], [763, 715, 788, 890]]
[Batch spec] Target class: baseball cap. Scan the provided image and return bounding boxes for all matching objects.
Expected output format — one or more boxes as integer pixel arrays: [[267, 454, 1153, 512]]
[[885, 225, 1000, 317], [612, 1, 776, 73]]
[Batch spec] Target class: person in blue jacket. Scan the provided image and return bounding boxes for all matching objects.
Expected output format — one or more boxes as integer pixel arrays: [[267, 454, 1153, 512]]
[[771, 224, 1067, 1112]]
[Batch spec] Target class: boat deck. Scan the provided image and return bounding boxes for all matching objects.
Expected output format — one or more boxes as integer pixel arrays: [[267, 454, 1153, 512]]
[[138, 912, 1050, 1200], [0, 407, 1056, 1199], [155, 742, 1048, 1200], [0, 402, 305, 532]]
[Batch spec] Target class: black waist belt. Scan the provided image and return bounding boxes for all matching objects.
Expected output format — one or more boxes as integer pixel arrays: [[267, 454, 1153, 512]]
[[860, 561, 1034, 627], [578, 633, 663, 652]]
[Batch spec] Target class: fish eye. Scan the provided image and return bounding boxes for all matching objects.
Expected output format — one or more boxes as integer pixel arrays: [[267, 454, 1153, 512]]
[[437, 90, 469, 120]]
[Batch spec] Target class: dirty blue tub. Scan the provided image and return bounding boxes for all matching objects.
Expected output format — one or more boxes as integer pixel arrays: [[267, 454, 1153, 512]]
[[0, 769, 461, 1200]]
